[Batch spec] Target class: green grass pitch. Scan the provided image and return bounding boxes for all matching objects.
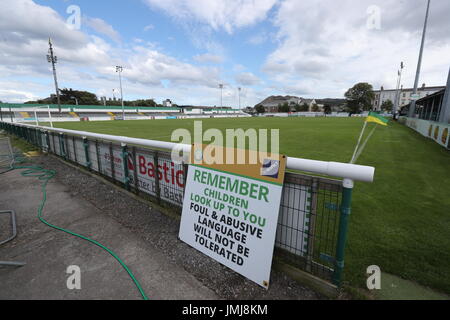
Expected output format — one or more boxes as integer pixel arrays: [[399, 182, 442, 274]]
[[52, 117, 450, 295]]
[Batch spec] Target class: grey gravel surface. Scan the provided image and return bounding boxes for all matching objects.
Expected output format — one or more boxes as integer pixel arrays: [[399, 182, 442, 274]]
[[31, 154, 323, 300]]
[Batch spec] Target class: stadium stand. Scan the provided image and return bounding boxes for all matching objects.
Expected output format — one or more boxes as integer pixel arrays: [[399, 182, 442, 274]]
[[0, 103, 249, 123]]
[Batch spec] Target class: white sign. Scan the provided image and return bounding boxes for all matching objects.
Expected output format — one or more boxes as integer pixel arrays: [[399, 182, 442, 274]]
[[179, 155, 286, 288]]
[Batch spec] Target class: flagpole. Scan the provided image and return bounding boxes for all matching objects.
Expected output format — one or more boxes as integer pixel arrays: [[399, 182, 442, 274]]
[[351, 121, 367, 163]]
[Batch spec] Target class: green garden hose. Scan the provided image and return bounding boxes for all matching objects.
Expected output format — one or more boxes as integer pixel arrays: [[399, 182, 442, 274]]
[[2, 155, 149, 300]]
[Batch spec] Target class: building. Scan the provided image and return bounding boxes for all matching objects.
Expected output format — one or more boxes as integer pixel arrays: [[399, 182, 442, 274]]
[[403, 89, 446, 121], [372, 84, 445, 111], [162, 99, 172, 107], [256, 95, 318, 112], [300, 98, 319, 111], [256, 96, 298, 112], [243, 106, 255, 114], [402, 69, 450, 124], [399, 69, 450, 150], [316, 98, 346, 112]]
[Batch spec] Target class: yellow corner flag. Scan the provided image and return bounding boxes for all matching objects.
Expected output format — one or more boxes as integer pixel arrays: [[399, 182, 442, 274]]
[[366, 111, 389, 126]]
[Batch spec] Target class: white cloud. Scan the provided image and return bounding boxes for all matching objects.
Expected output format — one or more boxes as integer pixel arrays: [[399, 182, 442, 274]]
[[3, 0, 449, 107], [0, 79, 51, 103], [143, 24, 154, 31], [235, 72, 261, 86], [119, 46, 220, 87], [193, 53, 224, 64], [0, 0, 87, 49], [144, 0, 278, 34], [83, 16, 121, 43], [0, 0, 224, 104], [247, 32, 268, 45], [0, 0, 112, 71], [263, 0, 450, 98], [0, 89, 39, 103]]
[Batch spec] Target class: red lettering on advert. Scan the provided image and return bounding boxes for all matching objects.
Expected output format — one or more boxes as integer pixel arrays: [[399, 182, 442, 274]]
[[130, 155, 184, 188]]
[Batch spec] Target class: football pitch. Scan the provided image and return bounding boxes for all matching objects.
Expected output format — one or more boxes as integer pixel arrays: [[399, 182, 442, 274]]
[[51, 117, 450, 294]]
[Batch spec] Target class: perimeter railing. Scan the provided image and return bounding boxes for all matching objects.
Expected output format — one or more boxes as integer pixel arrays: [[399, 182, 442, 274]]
[[0, 121, 374, 287]]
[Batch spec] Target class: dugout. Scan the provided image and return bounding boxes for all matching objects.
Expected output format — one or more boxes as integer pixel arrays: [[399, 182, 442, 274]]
[[403, 68, 450, 124]]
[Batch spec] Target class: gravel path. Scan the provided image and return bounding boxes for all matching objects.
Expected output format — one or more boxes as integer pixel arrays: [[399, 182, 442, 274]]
[[31, 154, 323, 300]]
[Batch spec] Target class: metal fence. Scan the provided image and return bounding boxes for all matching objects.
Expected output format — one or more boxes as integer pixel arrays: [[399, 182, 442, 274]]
[[276, 173, 343, 282], [0, 137, 14, 172], [1, 121, 373, 286]]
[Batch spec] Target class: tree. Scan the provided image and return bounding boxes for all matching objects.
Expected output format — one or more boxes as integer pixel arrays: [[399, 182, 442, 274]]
[[323, 104, 332, 114], [24, 91, 163, 107], [125, 99, 157, 107], [344, 82, 375, 113], [59, 88, 100, 105], [299, 103, 309, 112], [311, 104, 320, 112], [278, 102, 290, 113], [24, 88, 100, 105], [255, 104, 265, 114], [381, 99, 393, 112]]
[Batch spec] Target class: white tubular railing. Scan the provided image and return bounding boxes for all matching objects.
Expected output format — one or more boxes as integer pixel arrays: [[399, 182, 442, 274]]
[[286, 158, 374, 183], [5, 122, 375, 183]]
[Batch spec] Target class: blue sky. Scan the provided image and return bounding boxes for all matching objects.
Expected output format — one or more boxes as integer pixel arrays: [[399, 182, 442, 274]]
[[1, 0, 449, 106]]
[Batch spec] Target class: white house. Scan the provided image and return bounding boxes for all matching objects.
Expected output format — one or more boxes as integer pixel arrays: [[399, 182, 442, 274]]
[[372, 84, 445, 111], [163, 99, 172, 107]]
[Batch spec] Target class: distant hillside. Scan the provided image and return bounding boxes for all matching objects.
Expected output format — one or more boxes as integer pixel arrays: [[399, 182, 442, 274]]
[[257, 95, 301, 107]]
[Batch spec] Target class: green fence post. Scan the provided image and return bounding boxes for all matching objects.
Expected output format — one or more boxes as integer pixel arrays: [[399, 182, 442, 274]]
[[109, 143, 115, 181], [59, 133, 66, 159], [83, 137, 91, 170], [333, 178, 354, 287], [182, 162, 188, 199], [95, 140, 101, 172], [32, 128, 36, 146], [37, 130, 42, 150], [45, 131, 50, 153], [154, 151, 161, 204], [121, 143, 130, 191], [132, 146, 139, 195]]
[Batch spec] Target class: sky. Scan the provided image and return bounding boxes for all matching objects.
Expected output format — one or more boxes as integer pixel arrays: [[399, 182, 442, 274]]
[[0, 0, 449, 106]]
